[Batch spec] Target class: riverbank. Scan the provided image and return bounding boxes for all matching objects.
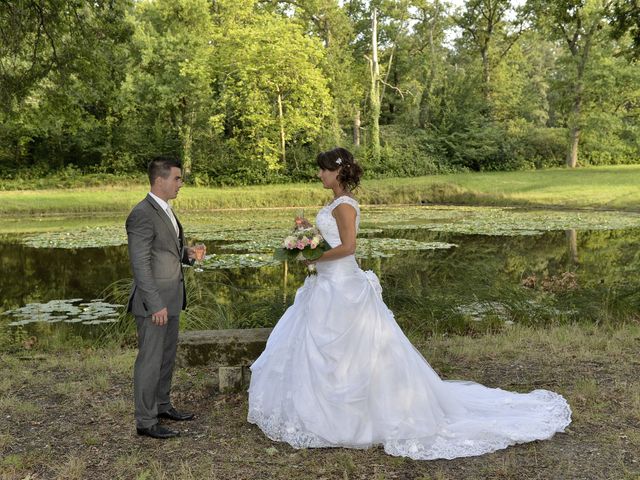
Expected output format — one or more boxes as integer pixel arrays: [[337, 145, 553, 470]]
[[1, 165, 639, 215], [1, 322, 638, 479]]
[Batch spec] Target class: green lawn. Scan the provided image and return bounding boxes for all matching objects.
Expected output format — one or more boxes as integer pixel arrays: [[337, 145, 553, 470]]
[[1, 165, 638, 215]]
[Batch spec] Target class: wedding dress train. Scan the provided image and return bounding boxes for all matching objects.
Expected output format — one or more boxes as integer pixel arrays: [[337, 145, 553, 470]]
[[247, 196, 571, 460]]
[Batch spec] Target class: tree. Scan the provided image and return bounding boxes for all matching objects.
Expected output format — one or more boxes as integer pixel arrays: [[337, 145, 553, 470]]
[[209, 0, 332, 175], [126, 0, 215, 175], [455, 0, 530, 116], [409, 0, 451, 129], [532, 0, 614, 168], [0, 0, 133, 169], [609, 0, 640, 60], [261, 0, 362, 146], [368, 7, 382, 162]]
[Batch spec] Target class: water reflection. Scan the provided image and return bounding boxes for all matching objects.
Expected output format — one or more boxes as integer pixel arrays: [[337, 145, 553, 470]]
[[566, 229, 579, 265], [2, 227, 640, 341], [0, 239, 131, 313]]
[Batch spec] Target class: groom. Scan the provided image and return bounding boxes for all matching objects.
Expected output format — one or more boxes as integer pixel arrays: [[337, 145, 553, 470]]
[[126, 156, 195, 439]]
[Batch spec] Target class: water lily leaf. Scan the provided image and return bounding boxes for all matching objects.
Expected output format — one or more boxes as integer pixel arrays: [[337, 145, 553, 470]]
[[4, 298, 124, 326], [197, 253, 280, 270], [355, 238, 457, 259]]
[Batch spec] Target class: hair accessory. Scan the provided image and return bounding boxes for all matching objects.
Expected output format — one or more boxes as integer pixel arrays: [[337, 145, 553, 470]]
[[335, 158, 343, 165]]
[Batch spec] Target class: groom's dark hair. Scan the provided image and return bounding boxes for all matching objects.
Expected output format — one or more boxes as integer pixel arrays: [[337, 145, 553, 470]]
[[148, 155, 182, 185]]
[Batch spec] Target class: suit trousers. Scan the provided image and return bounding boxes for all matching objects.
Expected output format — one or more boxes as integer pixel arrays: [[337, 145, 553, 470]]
[[134, 314, 180, 428]]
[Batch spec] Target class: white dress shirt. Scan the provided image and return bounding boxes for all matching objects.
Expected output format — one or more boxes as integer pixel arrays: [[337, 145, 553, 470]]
[[149, 192, 179, 236]]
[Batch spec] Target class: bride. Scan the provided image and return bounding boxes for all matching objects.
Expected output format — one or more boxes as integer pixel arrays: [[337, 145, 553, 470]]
[[247, 147, 571, 460]]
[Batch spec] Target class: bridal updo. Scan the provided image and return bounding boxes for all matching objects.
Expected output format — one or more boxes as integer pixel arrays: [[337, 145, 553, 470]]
[[316, 147, 363, 191]]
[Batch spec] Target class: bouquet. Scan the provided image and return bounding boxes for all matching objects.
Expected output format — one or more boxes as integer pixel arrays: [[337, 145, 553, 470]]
[[274, 215, 331, 271]]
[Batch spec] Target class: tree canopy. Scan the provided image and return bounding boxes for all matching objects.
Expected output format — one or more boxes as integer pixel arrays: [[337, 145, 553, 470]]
[[1, 0, 638, 184]]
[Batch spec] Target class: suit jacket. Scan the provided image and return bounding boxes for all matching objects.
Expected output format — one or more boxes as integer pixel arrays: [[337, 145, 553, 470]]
[[125, 194, 192, 317]]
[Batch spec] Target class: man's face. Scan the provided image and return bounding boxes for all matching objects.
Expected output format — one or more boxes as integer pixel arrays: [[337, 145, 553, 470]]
[[156, 167, 183, 201]]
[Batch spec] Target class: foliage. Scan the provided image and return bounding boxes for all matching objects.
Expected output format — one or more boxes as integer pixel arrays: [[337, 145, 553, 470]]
[[0, 0, 639, 182]]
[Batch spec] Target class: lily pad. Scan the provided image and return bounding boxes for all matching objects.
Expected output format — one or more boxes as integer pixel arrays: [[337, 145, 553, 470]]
[[4, 298, 124, 326], [197, 253, 280, 270], [356, 238, 457, 259], [366, 206, 640, 236], [24, 226, 127, 249], [19, 205, 640, 249]]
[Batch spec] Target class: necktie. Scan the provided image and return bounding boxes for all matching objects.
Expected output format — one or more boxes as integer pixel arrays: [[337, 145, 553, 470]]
[[165, 206, 179, 237]]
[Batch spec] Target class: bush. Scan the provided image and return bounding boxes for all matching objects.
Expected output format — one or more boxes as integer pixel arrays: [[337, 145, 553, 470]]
[[0, 165, 146, 190], [434, 121, 567, 171], [359, 126, 444, 178], [504, 121, 567, 169], [580, 120, 639, 166]]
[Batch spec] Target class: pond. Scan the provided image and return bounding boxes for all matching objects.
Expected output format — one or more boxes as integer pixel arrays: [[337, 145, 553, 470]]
[[2, 205, 640, 345]]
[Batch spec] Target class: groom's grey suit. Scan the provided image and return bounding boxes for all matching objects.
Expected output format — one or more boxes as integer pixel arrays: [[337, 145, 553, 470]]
[[126, 194, 192, 428]]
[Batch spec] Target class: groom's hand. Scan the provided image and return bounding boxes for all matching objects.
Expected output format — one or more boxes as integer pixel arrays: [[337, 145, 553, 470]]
[[152, 307, 168, 326]]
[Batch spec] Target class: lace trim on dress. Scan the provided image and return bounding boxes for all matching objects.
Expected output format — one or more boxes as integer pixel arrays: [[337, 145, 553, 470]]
[[248, 406, 335, 449], [249, 389, 572, 460], [384, 390, 572, 460]]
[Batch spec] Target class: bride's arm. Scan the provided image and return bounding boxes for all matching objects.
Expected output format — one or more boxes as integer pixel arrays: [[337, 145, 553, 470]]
[[315, 204, 357, 262]]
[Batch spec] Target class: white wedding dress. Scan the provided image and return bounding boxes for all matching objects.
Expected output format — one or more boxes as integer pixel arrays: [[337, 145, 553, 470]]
[[247, 196, 571, 460]]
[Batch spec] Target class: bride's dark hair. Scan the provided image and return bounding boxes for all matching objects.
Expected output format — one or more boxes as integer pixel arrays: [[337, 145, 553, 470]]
[[316, 147, 363, 191]]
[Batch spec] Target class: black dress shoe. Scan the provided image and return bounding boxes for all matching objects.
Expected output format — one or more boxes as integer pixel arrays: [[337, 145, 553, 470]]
[[157, 407, 195, 421], [136, 424, 180, 439]]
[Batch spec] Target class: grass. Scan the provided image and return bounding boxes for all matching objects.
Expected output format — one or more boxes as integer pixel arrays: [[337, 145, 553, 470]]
[[0, 322, 638, 479], [1, 165, 639, 216]]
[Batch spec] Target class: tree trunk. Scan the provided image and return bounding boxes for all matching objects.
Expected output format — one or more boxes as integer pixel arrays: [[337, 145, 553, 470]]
[[566, 124, 580, 168], [565, 229, 578, 264], [181, 122, 193, 176], [566, 66, 584, 168], [353, 109, 360, 146], [481, 47, 491, 103], [178, 100, 193, 176], [370, 7, 381, 162], [277, 89, 286, 166], [419, 2, 439, 129], [563, 13, 599, 168]]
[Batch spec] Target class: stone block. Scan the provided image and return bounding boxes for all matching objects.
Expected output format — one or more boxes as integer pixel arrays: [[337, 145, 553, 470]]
[[219, 366, 244, 393], [176, 328, 272, 368]]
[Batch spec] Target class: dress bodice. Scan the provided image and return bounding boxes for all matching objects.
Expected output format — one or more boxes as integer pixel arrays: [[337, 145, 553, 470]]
[[315, 196, 360, 248]]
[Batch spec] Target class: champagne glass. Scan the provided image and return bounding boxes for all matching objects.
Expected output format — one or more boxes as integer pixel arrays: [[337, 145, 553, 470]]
[[294, 209, 305, 230], [194, 243, 206, 272]]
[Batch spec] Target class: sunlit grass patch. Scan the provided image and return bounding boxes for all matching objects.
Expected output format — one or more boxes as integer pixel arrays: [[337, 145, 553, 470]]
[[81, 350, 135, 375], [573, 377, 600, 404], [0, 432, 13, 450], [0, 395, 40, 417], [104, 397, 129, 418], [1, 453, 23, 469], [113, 450, 148, 479], [53, 455, 86, 480], [53, 380, 88, 397], [90, 372, 110, 392], [4, 165, 640, 215], [414, 473, 451, 480], [0, 376, 12, 395], [83, 432, 100, 447]]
